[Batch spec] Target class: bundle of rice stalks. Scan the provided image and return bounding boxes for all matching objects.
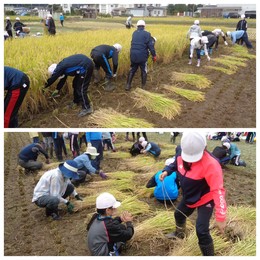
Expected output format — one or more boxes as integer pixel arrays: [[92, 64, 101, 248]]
[[163, 85, 205, 102], [116, 142, 134, 151], [124, 156, 165, 173], [206, 66, 236, 75], [105, 171, 137, 180], [171, 72, 211, 89], [133, 88, 181, 120], [105, 151, 132, 159], [88, 108, 154, 128], [130, 211, 193, 246], [73, 189, 128, 212], [220, 55, 248, 62], [158, 143, 176, 150], [213, 57, 246, 70], [231, 45, 256, 59], [136, 187, 155, 199], [160, 149, 175, 159], [117, 195, 151, 216], [227, 239, 256, 256]]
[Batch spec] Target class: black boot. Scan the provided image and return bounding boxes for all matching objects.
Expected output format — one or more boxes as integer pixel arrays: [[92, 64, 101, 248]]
[[141, 72, 147, 89], [199, 242, 214, 256], [165, 222, 186, 239], [104, 78, 116, 91], [46, 207, 61, 220], [125, 72, 135, 91]]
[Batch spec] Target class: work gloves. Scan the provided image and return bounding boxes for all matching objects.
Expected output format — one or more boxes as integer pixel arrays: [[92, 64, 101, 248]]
[[66, 201, 74, 213], [224, 41, 228, 46], [99, 171, 108, 179], [152, 56, 157, 62], [75, 194, 83, 201]]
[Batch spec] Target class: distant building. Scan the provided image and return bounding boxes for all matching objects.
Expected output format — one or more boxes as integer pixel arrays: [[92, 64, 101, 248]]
[[127, 4, 167, 17]]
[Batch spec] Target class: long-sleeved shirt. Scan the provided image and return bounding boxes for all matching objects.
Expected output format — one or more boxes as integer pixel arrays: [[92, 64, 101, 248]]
[[86, 132, 103, 142], [190, 37, 208, 57], [74, 154, 97, 174], [163, 150, 227, 222], [229, 30, 245, 44], [228, 143, 241, 159], [19, 143, 49, 162], [4, 66, 28, 91], [144, 142, 161, 157], [187, 24, 202, 39], [236, 20, 247, 31], [32, 168, 77, 204]]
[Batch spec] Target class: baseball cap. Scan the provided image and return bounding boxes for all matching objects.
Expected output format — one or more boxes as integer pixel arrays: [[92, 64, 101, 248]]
[[181, 132, 206, 163], [139, 137, 145, 143], [96, 192, 121, 209], [223, 142, 231, 149]]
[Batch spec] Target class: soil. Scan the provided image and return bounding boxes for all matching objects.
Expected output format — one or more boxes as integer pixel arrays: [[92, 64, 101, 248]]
[[19, 45, 256, 128], [4, 132, 256, 256]]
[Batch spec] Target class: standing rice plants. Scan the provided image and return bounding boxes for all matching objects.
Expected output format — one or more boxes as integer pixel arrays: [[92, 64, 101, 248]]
[[171, 72, 211, 89], [133, 88, 181, 120], [163, 85, 205, 102]]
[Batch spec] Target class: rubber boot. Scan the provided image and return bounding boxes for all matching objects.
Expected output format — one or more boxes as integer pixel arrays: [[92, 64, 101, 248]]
[[196, 59, 201, 67], [199, 242, 214, 256], [125, 72, 135, 91], [188, 59, 192, 65], [141, 72, 147, 89], [104, 78, 116, 92], [93, 69, 100, 84], [165, 222, 186, 239]]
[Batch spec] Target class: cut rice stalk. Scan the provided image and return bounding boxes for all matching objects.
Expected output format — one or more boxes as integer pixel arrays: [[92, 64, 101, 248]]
[[163, 85, 205, 102], [133, 88, 181, 120], [207, 66, 236, 75], [171, 72, 211, 89], [89, 108, 154, 128]]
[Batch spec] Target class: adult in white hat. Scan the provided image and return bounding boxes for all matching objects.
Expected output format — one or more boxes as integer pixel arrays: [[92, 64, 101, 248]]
[[225, 30, 253, 49], [125, 19, 156, 91], [5, 16, 13, 38], [13, 17, 26, 37], [160, 131, 227, 256], [187, 19, 202, 41], [32, 160, 83, 220], [87, 192, 134, 256], [60, 13, 64, 27], [73, 145, 107, 185]]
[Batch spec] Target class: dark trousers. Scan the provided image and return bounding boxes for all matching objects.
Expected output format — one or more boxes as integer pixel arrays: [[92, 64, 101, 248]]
[[60, 20, 64, 26], [241, 32, 253, 49], [73, 65, 93, 109], [7, 29, 13, 38], [90, 140, 103, 170], [53, 137, 67, 161], [174, 199, 214, 246], [92, 54, 113, 79], [189, 48, 201, 59], [4, 75, 29, 128], [129, 61, 147, 81], [207, 35, 217, 49], [103, 139, 114, 150]]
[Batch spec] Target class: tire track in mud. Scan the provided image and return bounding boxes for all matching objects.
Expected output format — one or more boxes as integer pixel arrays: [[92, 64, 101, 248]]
[[4, 133, 70, 255]]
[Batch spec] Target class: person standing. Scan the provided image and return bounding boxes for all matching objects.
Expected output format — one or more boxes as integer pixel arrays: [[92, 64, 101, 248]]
[[32, 160, 83, 220], [160, 132, 227, 256], [46, 14, 56, 35], [187, 20, 202, 41], [5, 17, 13, 39], [4, 66, 30, 128], [90, 44, 122, 91], [18, 142, 50, 171], [125, 20, 156, 91], [52, 132, 68, 161], [42, 132, 54, 159], [60, 13, 64, 27], [236, 14, 247, 45], [125, 16, 133, 29], [68, 132, 80, 158], [45, 54, 94, 117]]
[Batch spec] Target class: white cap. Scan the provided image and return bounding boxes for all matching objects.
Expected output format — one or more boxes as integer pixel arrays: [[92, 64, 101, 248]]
[[16, 17, 20, 20], [60, 13, 63, 15], [141, 140, 147, 148], [165, 157, 175, 166], [201, 36, 209, 44], [194, 19, 200, 25], [113, 43, 122, 52], [223, 142, 231, 149], [137, 20, 145, 27], [241, 14, 245, 19], [6, 17, 10, 20], [96, 192, 121, 209], [48, 64, 57, 76], [226, 31, 231, 37], [181, 132, 206, 163], [139, 137, 145, 143]]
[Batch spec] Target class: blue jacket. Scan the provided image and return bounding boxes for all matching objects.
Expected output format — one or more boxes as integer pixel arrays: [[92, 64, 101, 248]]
[[130, 27, 156, 63], [19, 143, 49, 162], [228, 143, 241, 159], [4, 66, 29, 90], [91, 45, 119, 74], [230, 30, 245, 44], [60, 15, 64, 21], [145, 142, 161, 157], [74, 153, 97, 174], [86, 132, 102, 142], [45, 54, 93, 90], [147, 170, 178, 201]]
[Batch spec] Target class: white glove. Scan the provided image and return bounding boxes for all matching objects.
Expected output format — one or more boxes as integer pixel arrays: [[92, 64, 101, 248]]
[[113, 74, 117, 78], [224, 41, 228, 46], [207, 56, 211, 61]]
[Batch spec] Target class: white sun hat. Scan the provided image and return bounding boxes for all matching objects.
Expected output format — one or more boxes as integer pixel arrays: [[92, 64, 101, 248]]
[[96, 192, 121, 209]]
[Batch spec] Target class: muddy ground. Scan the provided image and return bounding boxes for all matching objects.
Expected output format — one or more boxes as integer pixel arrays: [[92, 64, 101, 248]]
[[20, 45, 256, 128], [4, 132, 256, 256]]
